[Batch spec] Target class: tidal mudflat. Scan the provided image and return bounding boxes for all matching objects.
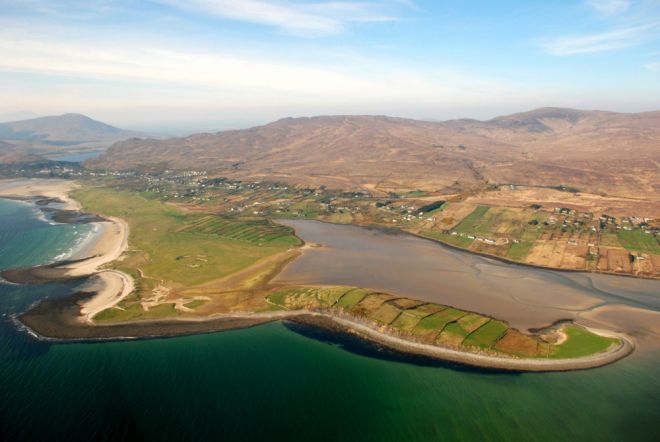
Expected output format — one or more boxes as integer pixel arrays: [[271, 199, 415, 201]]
[[275, 220, 660, 345]]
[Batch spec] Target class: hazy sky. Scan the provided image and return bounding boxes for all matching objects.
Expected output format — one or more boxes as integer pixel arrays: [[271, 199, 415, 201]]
[[1, 0, 659, 131]]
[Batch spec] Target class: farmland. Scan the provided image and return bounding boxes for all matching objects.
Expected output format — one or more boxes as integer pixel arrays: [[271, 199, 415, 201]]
[[266, 286, 621, 360], [70, 170, 659, 278]]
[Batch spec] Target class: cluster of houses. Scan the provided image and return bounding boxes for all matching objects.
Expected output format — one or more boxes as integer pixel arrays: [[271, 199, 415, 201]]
[[448, 231, 503, 245]]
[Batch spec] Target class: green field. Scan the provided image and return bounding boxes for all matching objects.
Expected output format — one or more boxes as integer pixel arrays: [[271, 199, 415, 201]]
[[390, 311, 422, 331], [74, 187, 300, 289], [369, 302, 403, 324], [262, 286, 621, 360], [453, 205, 491, 234], [457, 314, 490, 333], [551, 324, 619, 358], [350, 293, 394, 317], [506, 240, 535, 260], [179, 215, 301, 247], [618, 230, 660, 254], [463, 320, 508, 349], [437, 322, 470, 345], [437, 314, 491, 346], [94, 303, 179, 322], [335, 288, 371, 309], [414, 308, 465, 331]]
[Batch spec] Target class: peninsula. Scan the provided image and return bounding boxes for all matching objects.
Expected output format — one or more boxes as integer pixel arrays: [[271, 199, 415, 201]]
[[1, 179, 636, 372]]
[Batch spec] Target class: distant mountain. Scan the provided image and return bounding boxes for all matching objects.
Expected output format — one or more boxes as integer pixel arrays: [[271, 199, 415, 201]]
[[87, 107, 660, 197], [0, 113, 144, 162], [487, 107, 588, 132], [0, 113, 140, 144]]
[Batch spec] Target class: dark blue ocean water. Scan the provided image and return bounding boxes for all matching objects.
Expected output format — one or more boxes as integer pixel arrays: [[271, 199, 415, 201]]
[[0, 197, 658, 441]]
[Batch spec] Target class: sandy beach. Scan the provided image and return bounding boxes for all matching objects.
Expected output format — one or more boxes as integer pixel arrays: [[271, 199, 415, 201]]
[[52, 214, 131, 323], [63, 215, 129, 277], [0, 178, 133, 322], [0, 178, 82, 210], [78, 270, 135, 321]]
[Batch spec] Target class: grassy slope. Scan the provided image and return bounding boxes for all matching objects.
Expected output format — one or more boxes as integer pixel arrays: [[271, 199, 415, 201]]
[[73, 186, 303, 322], [75, 187, 297, 288]]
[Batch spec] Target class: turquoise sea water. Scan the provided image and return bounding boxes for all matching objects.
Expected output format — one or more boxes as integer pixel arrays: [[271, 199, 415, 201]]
[[0, 197, 658, 441]]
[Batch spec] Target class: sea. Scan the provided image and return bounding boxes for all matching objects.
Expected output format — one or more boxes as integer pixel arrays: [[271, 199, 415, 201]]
[[0, 197, 658, 441]]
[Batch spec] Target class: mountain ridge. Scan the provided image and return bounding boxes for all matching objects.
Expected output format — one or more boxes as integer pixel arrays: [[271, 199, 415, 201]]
[[83, 107, 660, 198]]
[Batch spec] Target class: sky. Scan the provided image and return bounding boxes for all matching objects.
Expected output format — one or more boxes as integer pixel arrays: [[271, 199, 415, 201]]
[[0, 0, 659, 132]]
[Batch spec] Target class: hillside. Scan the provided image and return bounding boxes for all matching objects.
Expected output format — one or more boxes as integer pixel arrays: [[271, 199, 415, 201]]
[[0, 113, 139, 143], [0, 113, 143, 161], [86, 108, 660, 197], [0, 140, 44, 163]]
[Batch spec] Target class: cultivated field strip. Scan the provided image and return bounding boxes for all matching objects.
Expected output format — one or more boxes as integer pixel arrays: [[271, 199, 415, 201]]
[[267, 286, 620, 359], [179, 215, 296, 244]]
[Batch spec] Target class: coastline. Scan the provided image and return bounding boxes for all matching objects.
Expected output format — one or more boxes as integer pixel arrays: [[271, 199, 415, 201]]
[[17, 302, 634, 372], [0, 179, 636, 371], [289, 314, 634, 372], [0, 179, 133, 322]]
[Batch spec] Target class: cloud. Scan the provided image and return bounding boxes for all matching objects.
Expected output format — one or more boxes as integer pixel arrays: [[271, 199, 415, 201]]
[[0, 26, 538, 126], [645, 61, 660, 70], [0, 30, 506, 104], [541, 1, 660, 56], [158, 0, 407, 36], [541, 22, 659, 55], [586, 0, 631, 16]]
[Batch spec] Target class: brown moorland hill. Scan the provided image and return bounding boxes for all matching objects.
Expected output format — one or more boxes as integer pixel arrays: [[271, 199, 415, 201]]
[[0, 140, 44, 163], [86, 108, 660, 197]]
